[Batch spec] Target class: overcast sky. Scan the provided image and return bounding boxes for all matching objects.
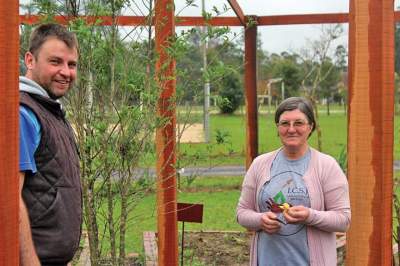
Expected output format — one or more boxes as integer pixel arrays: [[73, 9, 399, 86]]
[[19, 0, 400, 54], [239, 0, 349, 54], [174, 0, 400, 54]]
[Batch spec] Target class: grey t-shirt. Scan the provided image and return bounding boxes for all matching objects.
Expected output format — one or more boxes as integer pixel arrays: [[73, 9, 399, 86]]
[[257, 149, 311, 266]]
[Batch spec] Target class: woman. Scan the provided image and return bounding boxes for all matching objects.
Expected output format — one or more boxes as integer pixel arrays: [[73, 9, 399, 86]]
[[236, 97, 350, 266]]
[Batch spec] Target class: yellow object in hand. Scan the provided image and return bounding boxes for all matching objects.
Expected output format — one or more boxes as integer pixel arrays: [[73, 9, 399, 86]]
[[279, 202, 291, 212]]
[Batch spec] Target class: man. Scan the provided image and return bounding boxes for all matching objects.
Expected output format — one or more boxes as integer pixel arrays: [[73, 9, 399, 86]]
[[19, 23, 81, 266]]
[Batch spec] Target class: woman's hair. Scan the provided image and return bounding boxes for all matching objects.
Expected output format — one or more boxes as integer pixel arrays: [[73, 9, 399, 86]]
[[29, 23, 78, 58], [275, 97, 316, 136]]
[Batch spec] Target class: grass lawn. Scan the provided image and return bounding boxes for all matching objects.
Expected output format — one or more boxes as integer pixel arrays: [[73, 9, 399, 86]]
[[144, 104, 400, 167], [91, 103, 400, 259], [177, 107, 400, 167], [93, 171, 400, 259], [96, 176, 244, 256], [178, 112, 349, 167]]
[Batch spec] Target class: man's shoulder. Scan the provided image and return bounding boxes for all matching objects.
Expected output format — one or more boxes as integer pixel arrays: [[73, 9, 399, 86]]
[[20, 105, 37, 120], [20, 105, 41, 133]]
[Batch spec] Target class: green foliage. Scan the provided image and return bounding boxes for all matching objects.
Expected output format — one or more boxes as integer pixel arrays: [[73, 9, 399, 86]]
[[216, 71, 243, 114], [266, 53, 303, 98], [176, 107, 365, 167], [319, 58, 342, 100], [175, 26, 244, 105], [215, 129, 231, 144], [396, 23, 400, 74], [337, 145, 347, 173], [99, 176, 244, 254]]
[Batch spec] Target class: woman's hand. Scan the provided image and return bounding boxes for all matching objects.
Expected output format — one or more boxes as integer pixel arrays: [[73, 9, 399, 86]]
[[283, 205, 310, 224], [260, 212, 281, 234]]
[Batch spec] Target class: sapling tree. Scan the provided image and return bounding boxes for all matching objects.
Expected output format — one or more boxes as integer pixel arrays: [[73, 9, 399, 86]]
[[20, 1, 249, 264], [298, 24, 345, 151]]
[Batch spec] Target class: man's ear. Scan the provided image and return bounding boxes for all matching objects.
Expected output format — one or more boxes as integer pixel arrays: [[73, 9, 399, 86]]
[[24, 52, 35, 70]]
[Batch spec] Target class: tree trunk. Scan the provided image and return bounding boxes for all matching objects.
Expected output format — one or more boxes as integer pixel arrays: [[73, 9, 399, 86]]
[[315, 106, 323, 151], [108, 7, 118, 263], [398, 225, 400, 265], [326, 98, 330, 116], [118, 181, 128, 265], [85, 176, 100, 265], [107, 174, 117, 265], [310, 98, 323, 151]]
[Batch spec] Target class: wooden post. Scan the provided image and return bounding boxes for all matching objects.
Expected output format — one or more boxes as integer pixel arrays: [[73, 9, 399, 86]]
[[346, 0, 394, 264], [154, 0, 178, 265], [0, 0, 19, 264], [244, 16, 258, 169]]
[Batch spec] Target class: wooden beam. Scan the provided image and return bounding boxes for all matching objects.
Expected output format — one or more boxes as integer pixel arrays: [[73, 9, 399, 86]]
[[396, 11, 400, 22], [0, 0, 19, 264], [155, 0, 178, 265], [244, 18, 258, 169], [18, 12, 400, 27], [19, 14, 149, 26], [346, 0, 394, 264], [19, 15, 243, 27], [227, 0, 246, 26], [257, 13, 349, 25], [176, 16, 241, 26]]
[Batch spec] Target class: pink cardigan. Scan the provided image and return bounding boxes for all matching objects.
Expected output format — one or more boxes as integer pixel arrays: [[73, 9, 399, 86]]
[[236, 148, 351, 266]]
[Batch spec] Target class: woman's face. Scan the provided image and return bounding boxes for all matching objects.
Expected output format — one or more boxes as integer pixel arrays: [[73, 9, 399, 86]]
[[277, 109, 313, 151]]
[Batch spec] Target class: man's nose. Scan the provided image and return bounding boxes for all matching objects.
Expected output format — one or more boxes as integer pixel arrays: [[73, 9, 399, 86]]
[[59, 64, 71, 77]]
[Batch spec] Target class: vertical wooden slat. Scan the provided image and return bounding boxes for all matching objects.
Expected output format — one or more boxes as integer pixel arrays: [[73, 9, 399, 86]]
[[346, 0, 394, 264], [155, 0, 178, 265], [244, 16, 258, 169], [0, 0, 19, 264]]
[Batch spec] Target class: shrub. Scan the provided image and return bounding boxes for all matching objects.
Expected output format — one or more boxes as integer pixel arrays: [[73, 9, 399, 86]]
[[216, 72, 243, 114]]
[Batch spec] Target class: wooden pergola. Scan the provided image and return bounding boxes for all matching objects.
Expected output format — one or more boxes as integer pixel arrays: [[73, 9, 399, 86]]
[[0, 0, 396, 265]]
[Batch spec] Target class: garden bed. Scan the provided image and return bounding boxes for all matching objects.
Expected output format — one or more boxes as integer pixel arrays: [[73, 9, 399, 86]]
[[144, 231, 347, 266]]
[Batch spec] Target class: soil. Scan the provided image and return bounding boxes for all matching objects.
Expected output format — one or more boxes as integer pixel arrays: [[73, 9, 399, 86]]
[[97, 257, 141, 266], [182, 231, 251, 266], [178, 123, 204, 143], [182, 231, 346, 266]]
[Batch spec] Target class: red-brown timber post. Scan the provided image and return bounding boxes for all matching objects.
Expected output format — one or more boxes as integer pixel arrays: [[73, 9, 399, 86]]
[[0, 0, 20, 264], [244, 16, 258, 169], [155, 0, 179, 265], [346, 0, 394, 264]]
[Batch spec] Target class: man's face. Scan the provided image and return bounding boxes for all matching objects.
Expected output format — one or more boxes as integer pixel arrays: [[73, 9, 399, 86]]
[[25, 37, 78, 99]]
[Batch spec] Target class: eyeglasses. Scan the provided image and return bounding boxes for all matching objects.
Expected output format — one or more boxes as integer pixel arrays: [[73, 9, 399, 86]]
[[277, 120, 309, 129]]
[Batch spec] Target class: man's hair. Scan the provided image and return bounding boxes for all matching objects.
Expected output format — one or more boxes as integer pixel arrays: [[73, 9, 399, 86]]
[[29, 23, 78, 57], [275, 97, 316, 136]]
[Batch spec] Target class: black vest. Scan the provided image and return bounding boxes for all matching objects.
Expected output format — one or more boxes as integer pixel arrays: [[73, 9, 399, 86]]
[[20, 92, 82, 264]]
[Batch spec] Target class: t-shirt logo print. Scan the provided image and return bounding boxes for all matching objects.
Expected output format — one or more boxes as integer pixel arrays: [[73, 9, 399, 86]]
[[273, 191, 286, 205]]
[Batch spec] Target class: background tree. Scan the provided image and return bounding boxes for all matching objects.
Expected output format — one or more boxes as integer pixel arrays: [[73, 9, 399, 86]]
[[318, 58, 341, 115], [299, 24, 345, 151], [215, 69, 243, 114], [269, 52, 302, 98]]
